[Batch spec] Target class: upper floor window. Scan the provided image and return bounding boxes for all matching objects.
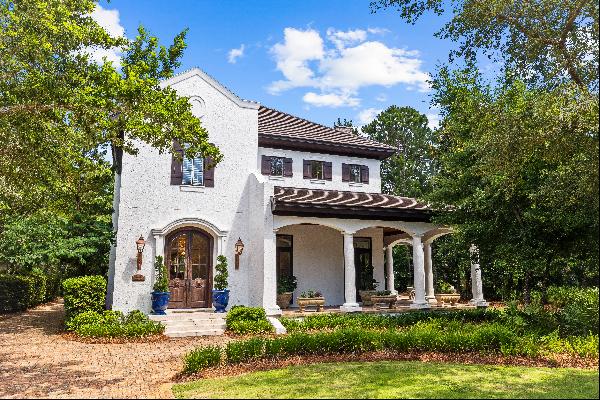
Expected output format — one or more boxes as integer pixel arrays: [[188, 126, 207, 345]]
[[182, 156, 204, 186], [303, 160, 332, 181], [261, 155, 293, 177], [342, 163, 369, 184]]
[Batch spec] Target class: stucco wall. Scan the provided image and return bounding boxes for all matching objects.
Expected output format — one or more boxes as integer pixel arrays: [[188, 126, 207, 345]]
[[257, 147, 382, 193], [108, 71, 260, 314]]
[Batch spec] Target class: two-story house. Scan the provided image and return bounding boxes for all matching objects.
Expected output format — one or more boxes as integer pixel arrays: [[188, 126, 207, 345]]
[[106, 68, 487, 316]]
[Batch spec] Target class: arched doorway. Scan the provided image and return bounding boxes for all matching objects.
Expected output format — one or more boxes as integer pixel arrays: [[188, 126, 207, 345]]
[[165, 228, 213, 308]]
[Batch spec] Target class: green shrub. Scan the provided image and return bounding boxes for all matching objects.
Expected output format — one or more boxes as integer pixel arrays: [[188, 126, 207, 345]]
[[183, 346, 222, 373], [153, 256, 169, 292], [62, 275, 106, 321], [213, 255, 228, 290], [73, 309, 164, 338], [226, 306, 273, 334], [546, 286, 573, 309], [225, 337, 265, 363], [26, 270, 47, 307], [66, 310, 104, 331], [558, 287, 599, 336], [125, 309, 149, 324], [0, 274, 32, 313]]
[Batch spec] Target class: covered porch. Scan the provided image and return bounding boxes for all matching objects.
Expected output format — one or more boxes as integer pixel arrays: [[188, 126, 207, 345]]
[[263, 187, 487, 315]]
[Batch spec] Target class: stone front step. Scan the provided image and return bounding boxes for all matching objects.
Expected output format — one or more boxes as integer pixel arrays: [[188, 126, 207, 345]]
[[149, 311, 227, 337]]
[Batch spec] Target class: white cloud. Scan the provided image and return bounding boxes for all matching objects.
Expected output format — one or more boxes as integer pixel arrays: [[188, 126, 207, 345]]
[[357, 108, 382, 125], [426, 112, 441, 130], [303, 91, 360, 108], [268, 27, 430, 107], [228, 44, 245, 64], [86, 4, 125, 65], [376, 93, 387, 102]]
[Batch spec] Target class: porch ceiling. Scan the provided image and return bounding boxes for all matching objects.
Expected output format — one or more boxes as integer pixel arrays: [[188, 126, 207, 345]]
[[271, 186, 435, 222]]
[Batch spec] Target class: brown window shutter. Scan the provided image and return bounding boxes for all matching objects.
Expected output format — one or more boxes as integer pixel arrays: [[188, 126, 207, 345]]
[[204, 156, 215, 187], [261, 155, 272, 175], [342, 163, 350, 182], [323, 161, 332, 180], [360, 165, 369, 184], [170, 140, 184, 185], [303, 160, 311, 179], [283, 158, 293, 177]]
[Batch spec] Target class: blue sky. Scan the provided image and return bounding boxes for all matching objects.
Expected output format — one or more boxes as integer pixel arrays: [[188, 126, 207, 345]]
[[95, 0, 457, 129]]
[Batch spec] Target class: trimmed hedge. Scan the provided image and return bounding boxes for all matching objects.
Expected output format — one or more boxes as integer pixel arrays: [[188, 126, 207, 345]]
[[62, 275, 106, 321], [68, 309, 165, 338], [182, 322, 600, 374], [226, 306, 274, 334], [0, 272, 55, 313]]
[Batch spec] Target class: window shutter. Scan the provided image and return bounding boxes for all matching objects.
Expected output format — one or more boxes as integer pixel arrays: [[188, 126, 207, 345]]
[[323, 161, 332, 180], [303, 160, 311, 179], [283, 158, 293, 177], [170, 141, 184, 185], [342, 163, 350, 182], [261, 155, 272, 175], [360, 165, 369, 184], [204, 156, 215, 187]]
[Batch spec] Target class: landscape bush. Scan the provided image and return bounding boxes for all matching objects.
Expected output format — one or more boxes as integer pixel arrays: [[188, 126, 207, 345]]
[[558, 287, 599, 336], [71, 309, 164, 338], [0, 271, 57, 313], [62, 275, 106, 321], [183, 346, 222, 373], [225, 306, 273, 334]]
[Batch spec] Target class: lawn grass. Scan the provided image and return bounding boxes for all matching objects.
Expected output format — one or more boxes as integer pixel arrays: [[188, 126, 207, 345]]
[[172, 361, 599, 399]]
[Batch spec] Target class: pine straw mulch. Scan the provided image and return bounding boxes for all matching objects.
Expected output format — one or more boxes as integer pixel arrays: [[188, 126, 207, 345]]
[[176, 351, 599, 382], [61, 332, 168, 344]]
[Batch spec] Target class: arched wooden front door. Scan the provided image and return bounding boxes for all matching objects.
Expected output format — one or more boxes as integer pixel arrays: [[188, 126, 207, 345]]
[[165, 229, 212, 308]]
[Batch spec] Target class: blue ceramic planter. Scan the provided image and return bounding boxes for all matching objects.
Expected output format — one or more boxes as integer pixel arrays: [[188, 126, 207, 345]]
[[151, 291, 170, 315], [212, 289, 230, 313]]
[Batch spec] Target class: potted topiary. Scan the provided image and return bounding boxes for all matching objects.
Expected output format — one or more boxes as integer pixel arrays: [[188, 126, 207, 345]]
[[297, 290, 325, 312], [359, 264, 378, 306], [276, 275, 297, 310], [151, 256, 170, 315], [434, 281, 460, 306], [371, 290, 397, 309], [212, 255, 229, 313]]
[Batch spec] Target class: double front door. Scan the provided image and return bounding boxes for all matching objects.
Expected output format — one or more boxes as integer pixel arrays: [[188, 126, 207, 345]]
[[165, 229, 212, 308]]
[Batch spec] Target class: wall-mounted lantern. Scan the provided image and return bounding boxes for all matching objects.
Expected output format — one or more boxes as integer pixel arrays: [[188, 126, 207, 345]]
[[234, 237, 244, 270], [132, 235, 146, 282]]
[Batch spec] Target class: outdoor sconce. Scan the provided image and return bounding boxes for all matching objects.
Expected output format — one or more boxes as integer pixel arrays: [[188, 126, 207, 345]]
[[234, 237, 244, 270], [132, 235, 146, 282]]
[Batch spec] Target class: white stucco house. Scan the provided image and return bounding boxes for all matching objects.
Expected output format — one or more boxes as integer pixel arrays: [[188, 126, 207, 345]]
[[106, 68, 487, 316]]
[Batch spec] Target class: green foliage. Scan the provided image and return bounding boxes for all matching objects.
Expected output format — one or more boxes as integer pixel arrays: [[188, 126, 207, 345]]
[[226, 338, 266, 364], [277, 275, 297, 294], [359, 263, 377, 291], [62, 275, 106, 321], [0, 275, 32, 313], [374, 290, 392, 296], [558, 287, 599, 337], [371, 0, 599, 92], [213, 255, 228, 291], [152, 256, 169, 293], [436, 281, 456, 294], [299, 290, 322, 298], [361, 106, 436, 198], [71, 309, 164, 338], [226, 306, 273, 334], [183, 346, 222, 373]]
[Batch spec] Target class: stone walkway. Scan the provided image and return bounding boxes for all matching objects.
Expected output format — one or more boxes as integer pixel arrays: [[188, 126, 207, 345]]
[[0, 301, 230, 399]]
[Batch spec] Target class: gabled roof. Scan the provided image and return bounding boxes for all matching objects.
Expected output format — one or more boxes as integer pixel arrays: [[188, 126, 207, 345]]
[[258, 106, 396, 160], [271, 186, 433, 222]]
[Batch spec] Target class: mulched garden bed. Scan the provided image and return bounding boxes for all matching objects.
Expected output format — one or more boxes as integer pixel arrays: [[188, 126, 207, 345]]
[[177, 351, 599, 382], [62, 332, 168, 344]]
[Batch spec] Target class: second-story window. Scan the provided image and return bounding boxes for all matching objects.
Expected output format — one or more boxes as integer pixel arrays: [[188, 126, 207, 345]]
[[303, 160, 332, 181], [349, 164, 361, 183], [310, 161, 324, 180], [182, 156, 204, 186], [342, 163, 369, 184], [270, 157, 284, 177]]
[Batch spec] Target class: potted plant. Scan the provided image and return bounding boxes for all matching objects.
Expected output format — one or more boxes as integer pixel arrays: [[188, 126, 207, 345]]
[[434, 281, 460, 306], [276, 275, 297, 309], [358, 264, 378, 306], [297, 290, 325, 312], [151, 256, 170, 315], [212, 255, 229, 313], [371, 290, 397, 309]]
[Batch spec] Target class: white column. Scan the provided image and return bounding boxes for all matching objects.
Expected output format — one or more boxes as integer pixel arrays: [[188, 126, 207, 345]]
[[340, 232, 362, 312], [469, 244, 488, 307], [424, 242, 437, 304], [410, 234, 430, 309], [263, 229, 282, 315], [385, 246, 397, 295]]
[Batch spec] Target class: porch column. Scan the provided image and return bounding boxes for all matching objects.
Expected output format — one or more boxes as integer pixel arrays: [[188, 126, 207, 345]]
[[385, 246, 397, 295], [469, 244, 488, 307], [424, 242, 437, 304], [263, 229, 282, 315], [410, 234, 430, 309], [340, 232, 362, 312]]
